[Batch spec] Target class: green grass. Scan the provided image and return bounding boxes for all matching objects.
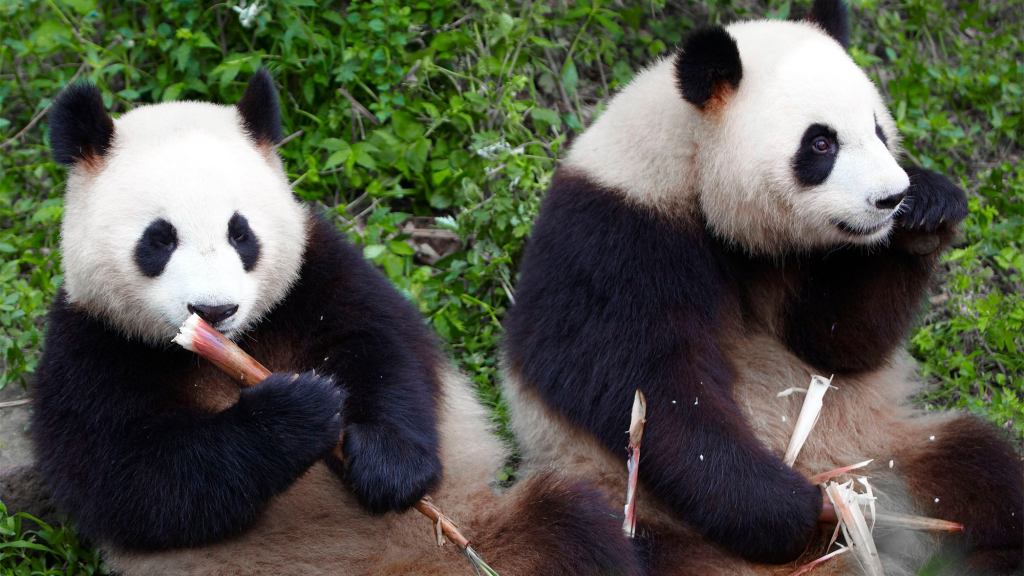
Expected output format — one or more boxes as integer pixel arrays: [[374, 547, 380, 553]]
[[1, 0, 1020, 571]]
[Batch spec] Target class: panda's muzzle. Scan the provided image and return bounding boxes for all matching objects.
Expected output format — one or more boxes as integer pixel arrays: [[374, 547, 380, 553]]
[[187, 303, 239, 325]]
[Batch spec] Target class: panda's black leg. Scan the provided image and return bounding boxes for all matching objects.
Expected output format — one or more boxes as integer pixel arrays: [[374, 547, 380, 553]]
[[271, 215, 444, 515], [895, 416, 1023, 574]]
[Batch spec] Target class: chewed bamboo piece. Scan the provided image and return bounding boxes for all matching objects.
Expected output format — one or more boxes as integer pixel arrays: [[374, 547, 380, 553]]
[[810, 459, 873, 485], [622, 390, 647, 538], [174, 314, 500, 576], [779, 375, 964, 576], [173, 314, 272, 384], [788, 546, 850, 576], [826, 481, 884, 576], [783, 374, 833, 467]]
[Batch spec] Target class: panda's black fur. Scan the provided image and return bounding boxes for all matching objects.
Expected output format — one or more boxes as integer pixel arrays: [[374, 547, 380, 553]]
[[501, 1, 1022, 574], [33, 214, 443, 548]]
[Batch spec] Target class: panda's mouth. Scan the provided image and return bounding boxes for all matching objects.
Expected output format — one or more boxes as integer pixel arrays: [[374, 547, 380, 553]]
[[832, 219, 889, 236]]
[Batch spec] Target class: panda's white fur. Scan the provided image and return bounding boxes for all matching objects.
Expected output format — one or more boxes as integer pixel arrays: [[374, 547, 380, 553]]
[[567, 20, 908, 254], [500, 6, 1020, 576], [62, 102, 306, 345]]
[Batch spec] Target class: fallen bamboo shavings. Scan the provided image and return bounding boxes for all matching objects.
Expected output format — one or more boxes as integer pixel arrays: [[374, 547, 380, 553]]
[[776, 387, 808, 397], [174, 314, 500, 576], [0, 398, 31, 409], [826, 481, 885, 576], [783, 375, 833, 467], [871, 512, 963, 533], [809, 459, 874, 484], [779, 374, 965, 576], [622, 390, 647, 538], [787, 546, 850, 576]]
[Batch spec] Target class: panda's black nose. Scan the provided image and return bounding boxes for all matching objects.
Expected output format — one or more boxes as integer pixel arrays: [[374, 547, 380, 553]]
[[875, 191, 906, 210], [187, 303, 239, 325]]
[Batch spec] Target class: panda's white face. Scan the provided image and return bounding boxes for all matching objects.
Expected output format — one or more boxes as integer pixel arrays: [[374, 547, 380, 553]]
[[563, 18, 909, 255], [697, 20, 909, 253], [61, 102, 307, 345]]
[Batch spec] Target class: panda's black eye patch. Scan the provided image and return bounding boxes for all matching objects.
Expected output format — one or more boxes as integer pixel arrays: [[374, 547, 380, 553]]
[[793, 123, 839, 187], [228, 212, 260, 272], [874, 116, 888, 147], [135, 218, 177, 277]]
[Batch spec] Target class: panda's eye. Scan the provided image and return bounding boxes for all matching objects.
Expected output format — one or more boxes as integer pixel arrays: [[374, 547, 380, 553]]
[[228, 212, 261, 271], [135, 218, 177, 277], [146, 221, 177, 251], [811, 136, 834, 154], [228, 213, 252, 245]]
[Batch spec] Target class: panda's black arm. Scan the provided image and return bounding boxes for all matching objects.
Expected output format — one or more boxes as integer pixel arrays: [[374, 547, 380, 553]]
[[31, 298, 342, 549], [778, 166, 967, 374], [277, 215, 443, 514], [503, 173, 821, 564]]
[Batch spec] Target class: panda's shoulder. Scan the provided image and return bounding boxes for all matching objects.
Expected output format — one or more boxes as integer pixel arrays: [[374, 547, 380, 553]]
[[298, 212, 383, 288], [34, 291, 167, 401]]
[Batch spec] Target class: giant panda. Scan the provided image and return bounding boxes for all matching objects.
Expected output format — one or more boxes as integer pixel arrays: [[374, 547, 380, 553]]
[[31, 71, 641, 576], [500, 1, 1023, 575]]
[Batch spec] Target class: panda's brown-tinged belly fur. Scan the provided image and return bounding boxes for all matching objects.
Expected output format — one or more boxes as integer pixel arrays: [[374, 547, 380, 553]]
[[503, 343, 940, 576]]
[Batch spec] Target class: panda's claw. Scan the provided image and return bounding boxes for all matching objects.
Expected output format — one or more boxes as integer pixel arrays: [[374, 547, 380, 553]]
[[333, 422, 441, 514]]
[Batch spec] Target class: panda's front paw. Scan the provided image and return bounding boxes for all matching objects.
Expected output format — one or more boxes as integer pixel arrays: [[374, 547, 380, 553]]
[[239, 371, 345, 461], [895, 166, 968, 234], [337, 422, 441, 513]]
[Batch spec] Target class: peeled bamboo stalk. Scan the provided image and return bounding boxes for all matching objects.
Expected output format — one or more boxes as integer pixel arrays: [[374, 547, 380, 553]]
[[622, 390, 647, 538]]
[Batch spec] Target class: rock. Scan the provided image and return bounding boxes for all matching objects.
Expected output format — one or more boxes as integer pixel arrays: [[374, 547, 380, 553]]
[[0, 464, 56, 522], [0, 386, 55, 521], [0, 384, 35, 470]]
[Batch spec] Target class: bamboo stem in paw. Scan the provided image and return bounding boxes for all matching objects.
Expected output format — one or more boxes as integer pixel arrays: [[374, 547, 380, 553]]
[[173, 313, 498, 574]]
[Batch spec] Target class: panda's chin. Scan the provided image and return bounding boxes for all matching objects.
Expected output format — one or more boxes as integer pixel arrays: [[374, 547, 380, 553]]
[[831, 218, 892, 243]]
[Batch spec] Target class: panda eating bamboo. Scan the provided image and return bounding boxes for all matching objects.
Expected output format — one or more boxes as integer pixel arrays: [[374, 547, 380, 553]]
[[501, 1, 1023, 574], [32, 71, 641, 575]]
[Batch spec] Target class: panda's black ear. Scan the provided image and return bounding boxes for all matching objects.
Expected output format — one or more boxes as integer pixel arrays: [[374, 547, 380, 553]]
[[237, 69, 283, 145], [806, 0, 850, 49], [675, 27, 742, 110], [49, 83, 115, 166]]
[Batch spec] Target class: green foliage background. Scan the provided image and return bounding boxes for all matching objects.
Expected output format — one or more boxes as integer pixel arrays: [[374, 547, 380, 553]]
[[0, 0, 1020, 572]]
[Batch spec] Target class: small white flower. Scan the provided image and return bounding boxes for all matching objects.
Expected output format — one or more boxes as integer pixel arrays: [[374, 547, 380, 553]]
[[232, 1, 263, 28]]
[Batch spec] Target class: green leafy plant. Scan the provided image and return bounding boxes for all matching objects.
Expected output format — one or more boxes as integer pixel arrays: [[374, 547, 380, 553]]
[[0, 501, 105, 575]]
